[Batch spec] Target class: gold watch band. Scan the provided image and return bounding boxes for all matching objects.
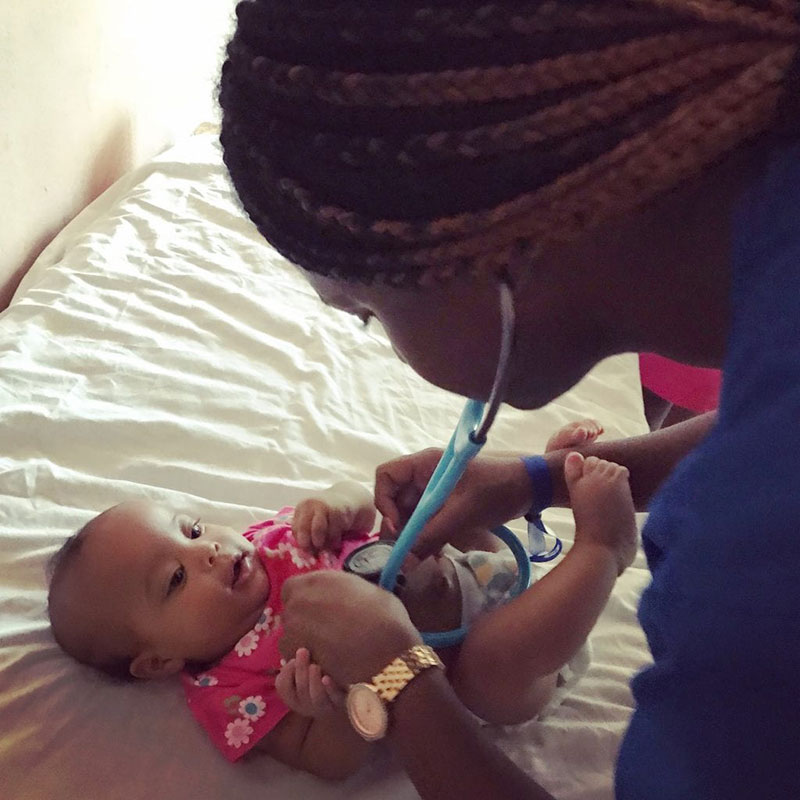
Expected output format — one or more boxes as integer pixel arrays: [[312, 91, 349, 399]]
[[371, 644, 444, 703]]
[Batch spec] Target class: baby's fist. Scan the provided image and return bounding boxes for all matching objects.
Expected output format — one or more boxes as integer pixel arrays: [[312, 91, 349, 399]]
[[275, 648, 345, 718], [293, 482, 376, 552], [292, 498, 340, 552]]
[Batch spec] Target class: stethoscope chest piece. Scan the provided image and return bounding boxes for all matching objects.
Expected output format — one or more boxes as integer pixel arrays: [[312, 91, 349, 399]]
[[343, 541, 406, 589]]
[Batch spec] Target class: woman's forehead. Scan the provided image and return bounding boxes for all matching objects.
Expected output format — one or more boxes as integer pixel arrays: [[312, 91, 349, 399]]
[[305, 270, 367, 308], [305, 268, 443, 314]]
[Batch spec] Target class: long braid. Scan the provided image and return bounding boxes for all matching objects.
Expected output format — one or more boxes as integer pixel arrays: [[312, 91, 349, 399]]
[[299, 41, 779, 168], [244, 31, 735, 108], [219, 0, 800, 287]]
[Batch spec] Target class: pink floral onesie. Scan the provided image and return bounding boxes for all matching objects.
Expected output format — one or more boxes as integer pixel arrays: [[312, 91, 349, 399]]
[[181, 508, 375, 761]]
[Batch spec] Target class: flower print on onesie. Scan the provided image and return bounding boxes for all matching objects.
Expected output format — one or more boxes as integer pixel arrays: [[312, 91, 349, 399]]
[[181, 508, 375, 761]]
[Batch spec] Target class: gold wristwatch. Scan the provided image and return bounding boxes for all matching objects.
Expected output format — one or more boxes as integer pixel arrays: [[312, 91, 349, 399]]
[[345, 644, 444, 741]]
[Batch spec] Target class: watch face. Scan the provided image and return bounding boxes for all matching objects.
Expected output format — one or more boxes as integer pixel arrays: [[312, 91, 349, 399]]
[[346, 683, 389, 741]]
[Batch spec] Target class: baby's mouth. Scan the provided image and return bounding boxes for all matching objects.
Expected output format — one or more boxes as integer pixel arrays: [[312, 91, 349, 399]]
[[231, 552, 252, 589], [231, 554, 243, 588]]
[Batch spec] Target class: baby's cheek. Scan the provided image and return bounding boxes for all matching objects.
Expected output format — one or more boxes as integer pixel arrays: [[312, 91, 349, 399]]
[[198, 606, 239, 659]]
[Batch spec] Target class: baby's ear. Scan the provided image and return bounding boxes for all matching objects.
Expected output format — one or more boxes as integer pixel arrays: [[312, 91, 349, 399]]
[[129, 651, 185, 680]]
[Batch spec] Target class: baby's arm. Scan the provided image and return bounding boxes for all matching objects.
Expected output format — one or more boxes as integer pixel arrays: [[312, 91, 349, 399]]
[[293, 481, 377, 551], [256, 707, 370, 781], [256, 647, 371, 780], [450, 454, 637, 725]]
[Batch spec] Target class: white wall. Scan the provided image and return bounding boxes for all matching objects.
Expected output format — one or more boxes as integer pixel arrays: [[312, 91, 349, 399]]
[[0, 0, 237, 308]]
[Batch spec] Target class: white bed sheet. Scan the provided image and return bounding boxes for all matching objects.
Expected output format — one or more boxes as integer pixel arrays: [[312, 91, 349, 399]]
[[0, 133, 652, 800]]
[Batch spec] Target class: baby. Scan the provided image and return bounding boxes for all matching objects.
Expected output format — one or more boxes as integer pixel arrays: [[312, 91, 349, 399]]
[[47, 421, 636, 780]]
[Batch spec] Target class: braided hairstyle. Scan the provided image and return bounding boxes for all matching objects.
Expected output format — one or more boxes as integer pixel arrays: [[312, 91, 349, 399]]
[[219, 0, 799, 288]]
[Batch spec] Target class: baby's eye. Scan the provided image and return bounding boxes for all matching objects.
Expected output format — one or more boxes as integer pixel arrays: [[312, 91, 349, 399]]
[[168, 566, 185, 593], [189, 520, 203, 539]]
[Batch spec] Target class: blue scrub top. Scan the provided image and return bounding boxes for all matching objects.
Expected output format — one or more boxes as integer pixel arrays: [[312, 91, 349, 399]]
[[616, 144, 800, 798]]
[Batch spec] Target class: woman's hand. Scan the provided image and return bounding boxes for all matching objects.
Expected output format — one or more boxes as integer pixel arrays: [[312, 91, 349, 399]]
[[280, 571, 422, 687], [374, 449, 534, 558]]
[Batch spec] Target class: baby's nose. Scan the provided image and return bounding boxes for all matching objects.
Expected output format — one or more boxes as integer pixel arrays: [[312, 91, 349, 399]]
[[202, 540, 220, 566]]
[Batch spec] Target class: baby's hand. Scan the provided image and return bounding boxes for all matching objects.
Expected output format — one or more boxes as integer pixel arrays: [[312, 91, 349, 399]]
[[293, 482, 376, 552], [545, 419, 604, 453], [275, 648, 345, 718]]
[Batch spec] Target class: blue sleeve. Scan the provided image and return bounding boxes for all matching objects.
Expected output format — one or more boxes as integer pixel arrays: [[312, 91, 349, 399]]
[[618, 412, 800, 798]]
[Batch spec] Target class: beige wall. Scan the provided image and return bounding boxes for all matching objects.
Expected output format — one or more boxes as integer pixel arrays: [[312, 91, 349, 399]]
[[0, 0, 237, 308]]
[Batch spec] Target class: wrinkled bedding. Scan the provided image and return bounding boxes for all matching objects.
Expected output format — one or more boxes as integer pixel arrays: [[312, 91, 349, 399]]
[[0, 133, 652, 800]]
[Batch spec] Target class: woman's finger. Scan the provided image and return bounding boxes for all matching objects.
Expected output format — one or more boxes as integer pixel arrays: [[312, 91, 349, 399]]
[[322, 675, 345, 707], [379, 516, 398, 540], [308, 663, 328, 710], [408, 504, 462, 559], [374, 466, 406, 531], [374, 449, 441, 528]]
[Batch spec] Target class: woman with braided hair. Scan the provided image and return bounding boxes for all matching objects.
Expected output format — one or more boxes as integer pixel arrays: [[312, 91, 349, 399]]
[[219, 1, 799, 797]]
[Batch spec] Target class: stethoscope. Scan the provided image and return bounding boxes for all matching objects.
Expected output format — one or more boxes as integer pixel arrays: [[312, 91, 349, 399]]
[[344, 281, 562, 648]]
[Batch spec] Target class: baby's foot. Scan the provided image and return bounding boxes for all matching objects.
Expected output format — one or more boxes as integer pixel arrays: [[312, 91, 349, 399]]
[[545, 420, 604, 453], [564, 453, 637, 575]]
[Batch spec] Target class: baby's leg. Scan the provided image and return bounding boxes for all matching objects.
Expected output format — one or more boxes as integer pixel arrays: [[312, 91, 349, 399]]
[[449, 660, 559, 725], [449, 454, 635, 725], [448, 629, 560, 725]]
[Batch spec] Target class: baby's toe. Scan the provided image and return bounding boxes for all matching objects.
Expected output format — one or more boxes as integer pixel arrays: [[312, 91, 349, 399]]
[[582, 455, 603, 476], [580, 421, 600, 440], [563, 451, 585, 486]]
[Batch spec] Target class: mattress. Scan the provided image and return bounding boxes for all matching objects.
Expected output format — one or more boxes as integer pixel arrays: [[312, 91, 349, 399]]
[[0, 132, 653, 800]]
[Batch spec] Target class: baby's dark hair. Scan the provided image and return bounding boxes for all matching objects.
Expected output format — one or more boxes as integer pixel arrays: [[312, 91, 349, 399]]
[[219, 0, 799, 288], [47, 519, 135, 681]]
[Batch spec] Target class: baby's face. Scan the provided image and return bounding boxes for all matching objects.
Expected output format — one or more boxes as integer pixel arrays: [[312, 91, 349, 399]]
[[65, 501, 270, 677]]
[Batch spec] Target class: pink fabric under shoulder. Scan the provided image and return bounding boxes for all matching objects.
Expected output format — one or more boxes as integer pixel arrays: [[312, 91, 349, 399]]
[[181, 507, 375, 762], [639, 353, 722, 413]]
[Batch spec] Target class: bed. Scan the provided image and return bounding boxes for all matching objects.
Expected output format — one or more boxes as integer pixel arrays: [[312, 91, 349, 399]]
[[0, 131, 653, 800]]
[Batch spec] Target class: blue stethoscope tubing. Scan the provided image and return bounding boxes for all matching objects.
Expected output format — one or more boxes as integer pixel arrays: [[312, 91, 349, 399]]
[[377, 400, 533, 648], [378, 281, 562, 648]]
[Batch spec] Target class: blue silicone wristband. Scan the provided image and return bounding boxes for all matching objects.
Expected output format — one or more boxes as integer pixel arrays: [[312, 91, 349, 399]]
[[520, 455, 553, 519]]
